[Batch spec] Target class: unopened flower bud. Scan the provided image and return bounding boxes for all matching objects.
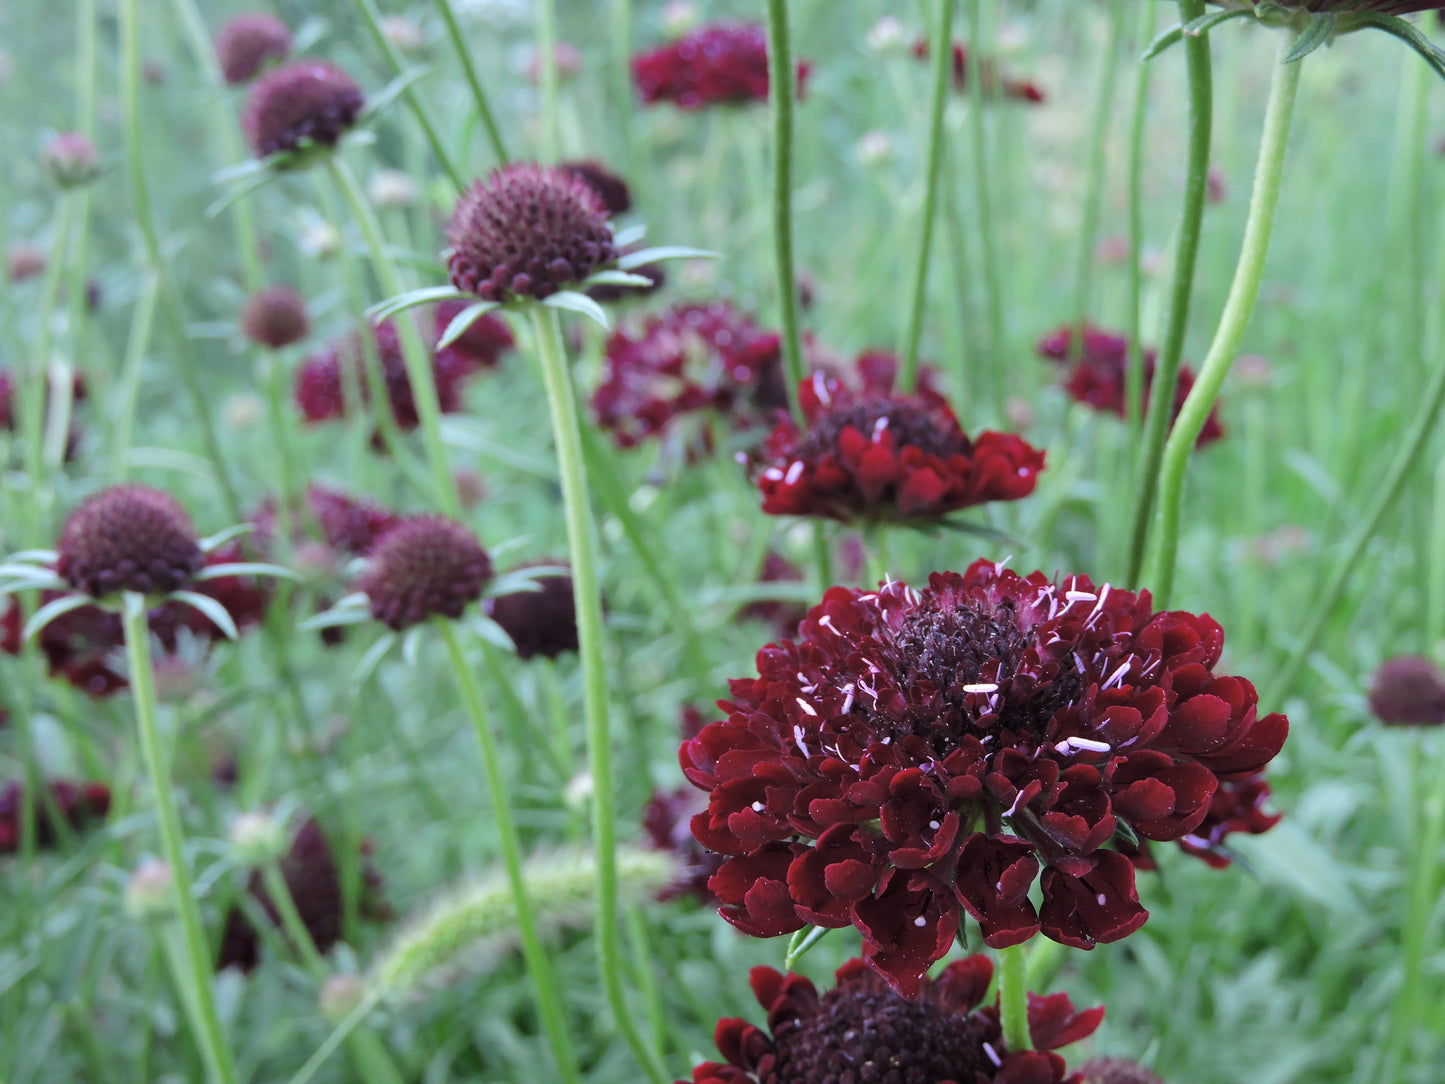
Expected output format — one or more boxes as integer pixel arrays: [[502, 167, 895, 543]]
[[319, 973, 367, 1022], [125, 859, 176, 919], [42, 133, 101, 190], [230, 810, 288, 867]]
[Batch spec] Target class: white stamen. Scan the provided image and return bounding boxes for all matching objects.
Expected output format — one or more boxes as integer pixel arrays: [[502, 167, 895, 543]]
[[796, 698, 818, 717], [819, 615, 838, 633], [913, 916, 927, 927], [1003, 790, 1025, 817], [983, 1043, 1003, 1068], [1096, 893, 1108, 906], [1102, 659, 1132, 690], [751, 801, 765, 812], [762, 467, 784, 481], [1065, 590, 1097, 603], [812, 370, 831, 405], [794, 726, 812, 758], [1054, 736, 1112, 755], [928, 820, 941, 830], [784, 460, 805, 486], [872, 416, 890, 440], [961, 683, 999, 694], [841, 686, 856, 714]]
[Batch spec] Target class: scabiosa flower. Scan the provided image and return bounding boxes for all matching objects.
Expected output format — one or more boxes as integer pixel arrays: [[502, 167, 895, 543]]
[[1078, 1058, 1164, 1084], [360, 516, 492, 630], [241, 285, 309, 350], [632, 22, 810, 110], [912, 39, 1045, 103], [1123, 771, 1280, 871], [41, 132, 101, 189], [1036, 324, 1224, 447], [645, 782, 723, 903], [558, 159, 633, 216], [485, 562, 578, 660], [57, 485, 204, 598], [679, 956, 1102, 1083], [215, 12, 292, 85], [683, 562, 1288, 994], [1368, 655, 1445, 726], [754, 356, 1045, 526], [446, 163, 618, 303], [0, 779, 112, 853], [433, 299, 514, 373], [305, 485, 403, 555], [241, 60, 364, 159], [592, 302, 784, 449]]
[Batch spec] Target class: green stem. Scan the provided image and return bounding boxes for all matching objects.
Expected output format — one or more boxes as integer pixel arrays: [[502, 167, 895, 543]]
[[811, 524, 833, 593], [537, 0, 561, 161], [351, 0, 465, 193], [1147, 40, 1301, 607], [1124, 0, 1214, 587], [899, 0, 955, 391], [966, 0, 1005, 404], [609, 0, 639, 180], [111, 274, 159, 479], [529, 307, 667, 1084], [433, 0, 510, 164], [121, 593, 239, 1084], [765, 0, 806, 423], [998, 942, 1032, 1053], [22, 198, 72, 523], [1124, 0, 1158, 437], [326, 156, 461, 517], [436, 618, 582, 1084], [1072, 1, 1127, 339], [864, 524, 892, 588]]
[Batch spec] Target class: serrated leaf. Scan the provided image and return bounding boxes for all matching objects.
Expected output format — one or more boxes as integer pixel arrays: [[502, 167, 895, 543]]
[[616, 245, 719, 270], [367, 286, 475, 323], [1284, 12, 1335, 63], [353, 632, 397, 688], [437, 301, 502, 349], [171, 591, 240, 640], [193, 562, 302, 583], [23, 594, 92, 641], [542, 291, 610, 330]]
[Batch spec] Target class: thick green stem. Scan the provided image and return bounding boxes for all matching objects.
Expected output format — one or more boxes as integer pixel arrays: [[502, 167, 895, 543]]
[[436, 618, 581, 1084], [1071, 1, 1127, 340], [1147, 42, 1301, 606], [1124, 1, 1158, 436], [765, 0, 806, 423], [966, 0, 1005, 403], [998, 943, 1032, 1053], [327, 156, 461, 517], [433, 0, 510, 164], [529, 307, 667, 1084], [121, 593, 239, 1084], [899, 0, 955, 391], [1124, 0, 1213, 586]]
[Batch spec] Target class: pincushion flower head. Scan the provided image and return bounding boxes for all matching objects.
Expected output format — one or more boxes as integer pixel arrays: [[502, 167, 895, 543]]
[[241, 60, 364, 159], [57, 485, 204, 598], [633, 22, 810, 109], [680, 955, 1102, 1083], [215, 12, 292, 85], [754, 356, 1045, 526], [683, 560, 1288, 995], [1368, 655, 1445, 725], [485, 561, 578, 660], [241, 285, 309, 350], [359, 516, 492, 630]]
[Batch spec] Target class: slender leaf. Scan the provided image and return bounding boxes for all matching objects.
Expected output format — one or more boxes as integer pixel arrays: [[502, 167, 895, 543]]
[[613, 223, 647, 247], [367, 285, 475, 323], [23, 594, 95, 642], [353, 632, 398, 689], [171, 591, 240, 640], [616, 245, 719, 270], [542, 290, 610, 330], [193, 562, 302, 583], [1284, 13, 1335, 64], [437, 301, 502, 349]]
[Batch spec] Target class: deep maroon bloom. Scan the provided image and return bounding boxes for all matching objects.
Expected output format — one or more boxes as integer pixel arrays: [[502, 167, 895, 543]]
[[360, 516, 492, 630], [305, 485, 403, 555], [755, 356, 1045, 525], [1036, 324, 1224, 447], [645, 782, 724, 904], [1125, 771, 1281, 872], [1, 598, 19, 656], [446, 163, 617, 303], [57, 485, 204, 598], [0, 779, 111, 853], [1078, 1058, 1164, 1084], [912, 39, 1045, 103], [558, 160, 633, 216], [241, 60, 364, 158], [683, 562, 1288, 994], [215, 12, 292, 85], [432, 299, 514, 373], [739, 551, 808, 637], [593, 302, 784, 449], [1368, 655, 1445, 726], [217, 818, 389, 972], [633, 22, 810, 110], [485, 562, 577, 660], [679, 956, 1101, 1082], [241, 285, 309, 349]]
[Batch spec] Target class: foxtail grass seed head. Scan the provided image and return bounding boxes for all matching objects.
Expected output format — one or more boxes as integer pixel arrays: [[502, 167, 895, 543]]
[[445, 163, 618, 302], [215, 12, 292, 85], [41, 132, 100, 189], [359, 516, 492, 630], [241, 285, 309, 350], [56, 485, 204, 598], [241, 60, 364, 159]]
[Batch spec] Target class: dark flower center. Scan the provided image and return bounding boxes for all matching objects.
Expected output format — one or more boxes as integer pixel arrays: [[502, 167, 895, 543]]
[[768, 985, 990, 1084], [795, 398, 965, 462]]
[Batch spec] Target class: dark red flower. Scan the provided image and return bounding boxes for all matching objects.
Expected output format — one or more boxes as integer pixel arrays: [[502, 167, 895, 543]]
[[215, 12, 292, 85], [679, 956, 1100, 1082], [217, 818, 390, 972], [912, 39, 1045, 103], [360, 516, 492, 630], [633, 22, 810, 110], [645, 783, 724, 904], [485, 562, 577, 660], [241, 285, 309, 349], [592, 302, 784, 449], [1036, 325, 1224, 447], [1, 598, 19, 656], [558, 160, 633, 216], [683, 562, 1288, 994], [432, 299, 514, 374], [57, 485, 204, 598], [241, 60, 364, 158], [754, 356, 1045, 525], [1368, 655, 1445, 726], [739, 551, 808, 637], [0, 779, 111, 853], [446, 163, 617, 303], [305, 485, 404, 555], [1078, 1058, 1164, 1084]]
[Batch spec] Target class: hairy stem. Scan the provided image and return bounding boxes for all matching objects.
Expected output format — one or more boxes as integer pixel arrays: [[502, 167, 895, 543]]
[[998, 942, 1032, 1053]]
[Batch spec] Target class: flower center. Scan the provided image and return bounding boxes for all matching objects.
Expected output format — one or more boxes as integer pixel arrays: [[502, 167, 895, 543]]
[[795, 398, 965, 462], [768, 984, 990, 1084]]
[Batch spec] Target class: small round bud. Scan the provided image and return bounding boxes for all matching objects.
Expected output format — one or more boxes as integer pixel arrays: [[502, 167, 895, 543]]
[[660, 0, 701, 37], [319, 973, 366, 1022], [360, 517, 492, 630], [56, 484, 204, 598], [486, 562, 577, 660], [230, 810, 289, 867], [222, 392, 266, 431], [241, 60, 365, 159], [241, 285, 310, 350], [854, 130, 893, 166], [866, 16, 908, 54], [367, 169, 419, 209], [1369, 656, 1445, 727], [125, 859, 176, 919], [216, 12, 293, 85], [300, 220, 342, 259], [41, 132, 101, 189], [564, 771, 594, 811]]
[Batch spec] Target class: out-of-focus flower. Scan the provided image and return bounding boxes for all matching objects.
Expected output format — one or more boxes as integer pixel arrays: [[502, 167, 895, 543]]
[[1207, 166, 1229, 203], [41, 132, 101, 189], [660, 1, 701, 38], [526, 41, 582, 84], [57, 485, 204, 598], [912, 38, 1045, 103], [381, 15, 425, 51], [360, 516, 492, 630], [6, 244, 46, 283], [485, 562, 577, 659], [0, 779, 111, 853], [367, 169, 420, 209], [558, 160, 633, 216], [855, 129, 894, 166], [1079, 1057, 1165, 1084], [241, 285, 310, 350], [241, 60, 365, 159], [1369, 655, 1445, 726], [215, 12, 292, 85], [866, 15, 909, 54], [739, 550, 808, 637], [632, 22, 810, 110], [433, 299, 514, 373]]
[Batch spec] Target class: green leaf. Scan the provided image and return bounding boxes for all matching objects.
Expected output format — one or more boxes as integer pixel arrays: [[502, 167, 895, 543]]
[[485, 566, 571, 599], [170, 591, 240, 641], [206, 170, 276, 220], [1351, 12, 1445, 84], [297, 595, 371, 632], [4, 550, 58, 565], [1140, 22, 1185, 61], [359, 65, 432, 120], [436, 301, 503, 349], [582, 270, 656, 288], [367, 286, 475, 323], [193, 562, 303, 583], [784, 925, 832, 969], [1283, 12, 1335, 64], [613, 223, 647, 247], [1182, 7, 1259, 37], [402, 625, 427, 667], [542, 290, 610, 330], [465, 613, 518, 653], [353, 631, 398, 688], [23, 594, 94, 643], [616, 245, 719, 270], [198, 524, 256, 553]]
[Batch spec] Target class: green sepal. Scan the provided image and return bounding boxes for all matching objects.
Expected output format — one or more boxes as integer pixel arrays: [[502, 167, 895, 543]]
[[1283, 12, 1335, 64]]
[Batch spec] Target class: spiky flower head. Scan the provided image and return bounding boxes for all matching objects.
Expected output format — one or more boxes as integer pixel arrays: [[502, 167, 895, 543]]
[[56, 485, 204, 598], [215, 12, 293, 85], [1368, 655, 1445, 726], [41, 132, 101, 189], [680, 956, 1102, 1083], [485, 562, 578, 660], [446, 163, 618, 303], [1079, 1057, 1165, 1084], [241, 285, 310, 349], [241, 60, 364, 159], [360, 517, 492, 630], [558, 159, 633, 216]]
